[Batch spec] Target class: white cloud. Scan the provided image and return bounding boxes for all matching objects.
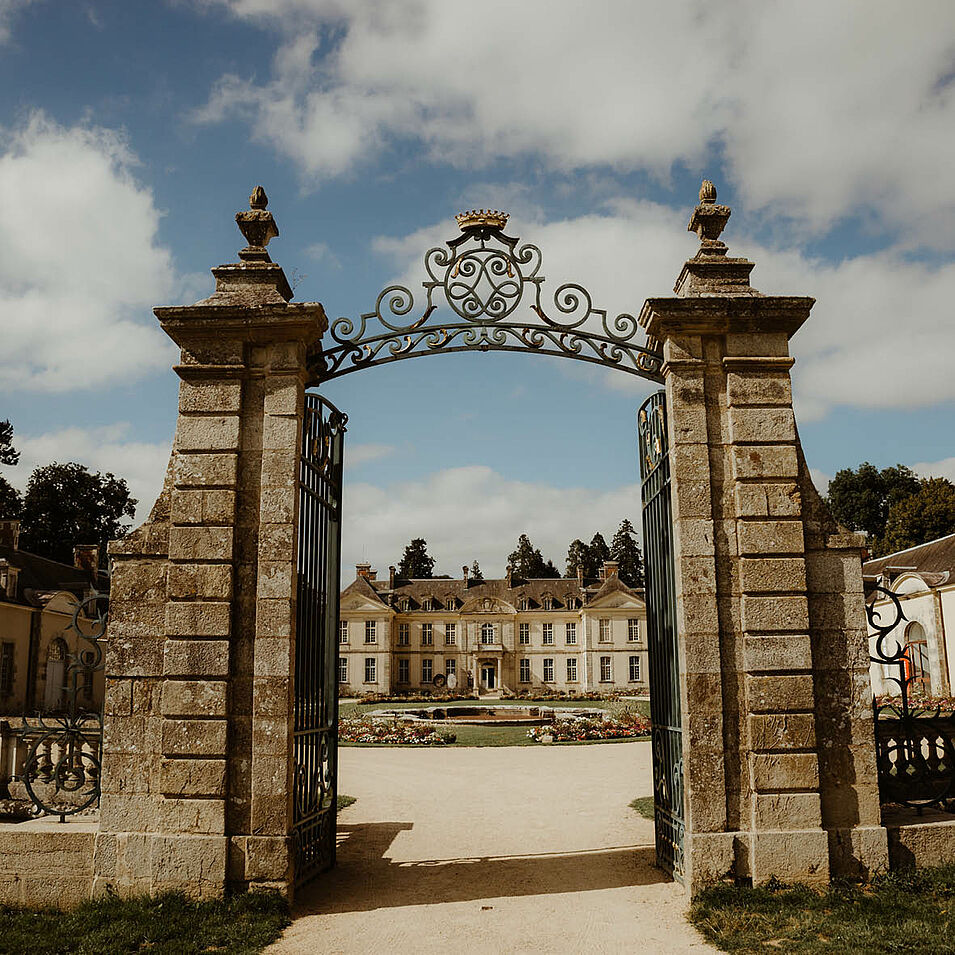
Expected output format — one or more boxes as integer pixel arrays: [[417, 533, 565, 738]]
[[347, 442, 395, 467], [198, 0, 955, 248], [809, 468, 832, 497], [0, 112, 180, 392], [341, 465, 641, 578], [0, 0, 33, 42], [914, 457, 955, 483], [2, 423, 172, 523]]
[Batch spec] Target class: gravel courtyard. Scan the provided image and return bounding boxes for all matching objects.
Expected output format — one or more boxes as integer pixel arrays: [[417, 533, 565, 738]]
[[269, 742, 715, 954]]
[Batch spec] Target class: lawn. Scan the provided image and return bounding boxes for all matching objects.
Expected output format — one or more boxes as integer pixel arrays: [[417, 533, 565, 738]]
[[338, 697, 651, 747], [0, 890, 289, 955], [689, 865, 955, 954]]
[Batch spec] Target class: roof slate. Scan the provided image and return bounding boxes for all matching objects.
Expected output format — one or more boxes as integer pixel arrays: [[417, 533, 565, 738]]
[[0, 544, 106, 607], [862, 532, 955, 583]]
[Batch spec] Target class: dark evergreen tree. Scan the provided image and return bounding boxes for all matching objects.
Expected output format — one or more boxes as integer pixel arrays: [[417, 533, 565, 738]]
[[507, 533, 560, 579], [469, 560, 484, 581], [19, 462, 136, 565], [610, 519, 644, 588], [564, 538, 589, 578], [583, 532, 611, 577], [0, 420, 19, 466], [396, 538, 435, 578], [0, 477, 20, 520]]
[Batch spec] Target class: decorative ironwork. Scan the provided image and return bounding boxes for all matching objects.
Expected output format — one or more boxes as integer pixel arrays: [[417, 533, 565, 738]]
[[868, 585, 955, 811], [293, 393, 346, 886], [639, 390, 685, 881], [310, 213, 664, 383], [17, 591, 108, 818]]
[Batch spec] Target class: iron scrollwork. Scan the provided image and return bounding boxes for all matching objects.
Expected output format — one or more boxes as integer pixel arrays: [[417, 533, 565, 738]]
[[17, 592, 108, 818], [867, 585, 955, 812], [310, 211, 664, 383]]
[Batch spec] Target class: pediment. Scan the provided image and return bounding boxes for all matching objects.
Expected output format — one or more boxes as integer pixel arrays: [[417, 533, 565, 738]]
[[461, 595, 517, 615], [340, 593, 391, 614], [588, 591, 646, 611]]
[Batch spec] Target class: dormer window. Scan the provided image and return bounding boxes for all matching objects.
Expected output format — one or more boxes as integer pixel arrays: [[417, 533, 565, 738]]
[[399, 598, 410, 612], [446, 596, 456, 611], [519, 597, 529, 611], [567, 597, 578, 610], [542, 596, 554, 611], [423, 597, 433, 612]]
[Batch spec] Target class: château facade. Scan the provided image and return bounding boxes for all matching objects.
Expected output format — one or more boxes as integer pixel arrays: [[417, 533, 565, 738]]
[[338, 559, 648, 696]]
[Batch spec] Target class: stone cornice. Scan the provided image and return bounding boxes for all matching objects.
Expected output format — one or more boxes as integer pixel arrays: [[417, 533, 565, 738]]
[[155, 302, 328, 350], [639, 295, 815, 341]]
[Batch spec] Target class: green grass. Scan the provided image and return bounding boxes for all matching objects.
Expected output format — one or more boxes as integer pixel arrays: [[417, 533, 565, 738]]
[[339, 697, 651, 747], [0, 890, 289, 955], [689, 866, 955, 954], [336, 794, 357, 811], [629, 795, 655, 819]]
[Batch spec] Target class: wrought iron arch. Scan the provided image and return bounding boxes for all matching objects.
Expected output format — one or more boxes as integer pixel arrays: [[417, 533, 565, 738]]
[[308, 210, 664, 384]]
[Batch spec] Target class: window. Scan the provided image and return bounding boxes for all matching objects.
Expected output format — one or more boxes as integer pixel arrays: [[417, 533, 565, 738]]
[[364, 657, 377, 683], [542, 623, 554, 645], [599, 619, 611, 642], [567, 597, 578, 610], [422, 659, 433, 683], [423, 598, 433, 612], [365, 620, 377, 644], [397, 623, 410, 646], [565, 622, 577, 645], [339, 621, 348, 644], [481, 622, 495, 644], [422, 623, 433, 646], [543, 658, 555, 682], [446, 597, 456, 611], [629, 655, 641, 682], [566, 657, 578, 682], [398, 659, 410, 683], [399, 598, 410, 612], [1, 642, 14, 697], [543, 597, 554, 611], [904, 622, 930, 689], [445, 658, 456, 677], [519, 658, 531, 682], [338, 657, 347, 683], [519, 597, 529, 611], [445, 623, 456, 645], [628, 618, 640, 643], [519, 622, 530, 644], [600, 656, 612, 682]]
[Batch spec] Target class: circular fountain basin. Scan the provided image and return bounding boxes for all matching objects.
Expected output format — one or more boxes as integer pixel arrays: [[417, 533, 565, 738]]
[[368, 704, 606, 727]]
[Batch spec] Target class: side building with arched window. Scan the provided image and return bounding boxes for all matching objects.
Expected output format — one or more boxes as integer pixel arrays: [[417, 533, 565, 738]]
[[338, 560, 648, 696], [864, 533, 955, 699]]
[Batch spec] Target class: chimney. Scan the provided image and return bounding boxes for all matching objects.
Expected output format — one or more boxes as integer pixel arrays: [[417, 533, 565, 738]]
[[74, 544, 100, 576], [577, 564, 584, 586], [356, 562, 373, 580], [462, 564, 469, 585], [506, 568, 513, 589], [0, 519, 20, 549], [389, 565, 396, 589], [602, 560, 619, 580]]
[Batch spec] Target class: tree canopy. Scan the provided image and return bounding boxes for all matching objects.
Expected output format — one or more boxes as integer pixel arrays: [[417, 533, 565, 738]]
[[564, 538, 589, 578], [0, 419, 22, 520], [610, 519, 644, 588], [396, 538, 435, 578], [826, 463, 921, 548], [881, 478, 955, 556], [469, 560, 484, 581], [506, 534, 560, 579], [19, 462, 136, 565], [0, 420, 19, 467]]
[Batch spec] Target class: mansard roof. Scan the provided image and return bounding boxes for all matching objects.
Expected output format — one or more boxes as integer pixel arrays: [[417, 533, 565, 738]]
[[0, 543, 106, 608], [863, 532, 955, 588], [341, 573, 389, 606]]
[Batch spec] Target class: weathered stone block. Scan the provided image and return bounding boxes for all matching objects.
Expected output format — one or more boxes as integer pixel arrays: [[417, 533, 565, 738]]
[[725, 331, 790, 359], [673, 517, 716, 558], [159, 798, 226, 836], [260, 450, 298, 488], [179, 381, 242, 414], [256, 561, 294, 600], [252, 677, 291, 719], [168, 563, 233, 601], [170, 489, 236, 526], [672, 479, 712, 520], [168, 526, 234, 562], [732, 445, 799, 480], [749, 713, 817, 751], [754, 792, 821, 829], [162, 639, 230, 677], [263, 379, 300, 416], [751, 752, 820, 791], [738, 520, 804, 555], [160, 757, 227, 797], [173, 453, 238, 488], [262, 415, 299, 452], [734, 482, 802, 518], [160, 680, 228, 718], [750, 829, 829, 885], [165, 601, 231, 638], [243, 835, 291, 882], [743, 635, 813, 672], [175, 415, 240, 453], [162, 718, 227, 756], [253, 637, 293, 677], [259, 486, 295, 524], [741, 595, 809, 633], [739, 557, 806, 593], [747, 674, 814, 712], [149, 834, 228, 893], [255, 599, 293, 638], [728, 407, 796, 444], [258, 523, 295, 562], [726, 372, 793, 407]]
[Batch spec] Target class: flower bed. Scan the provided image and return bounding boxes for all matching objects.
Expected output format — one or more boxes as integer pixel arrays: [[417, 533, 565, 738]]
[[354, 691, 476, 705], [339, 717, 456, 745], [527, 714, 651, 743], [875, 694, 955, 715]]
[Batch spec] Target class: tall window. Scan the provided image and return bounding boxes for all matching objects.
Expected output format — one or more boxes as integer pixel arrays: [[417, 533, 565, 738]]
[[628, 618, 640, 642], [365, 620, 377, 644], [542, 623, 554, 645], [423, 598, 433, 612], [446, 597, 456, 611], [519, 622, 530, 644], [339, 621, 348, 644], [565, 622, 577, 645], [422, 623, 433, 645], [445, 658, 456, 677], [398, 659, 410, 683], [519, 597, 529, 611], [338, 657, 347, 683], [481, 622, 495, 644], [445, 623, 456, 645], [629, 655, 641, 682], [543, 597, 554, 610], [566, 657, 577, 682], [599, 619, 611, 642], [422, 659, 433, 683], [904, 622, 930, 689], [519, 658, 531, 683], [397, 623, 410, 646], [543, 658, 555, 682], [600, 656, 612, 681], [364, 657, 377, 683]]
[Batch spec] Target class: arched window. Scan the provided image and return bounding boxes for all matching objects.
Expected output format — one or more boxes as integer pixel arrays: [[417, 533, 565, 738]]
[[904, 621, 930, 692], [43, 638, 68, 712], [480, 622, 495, 644]]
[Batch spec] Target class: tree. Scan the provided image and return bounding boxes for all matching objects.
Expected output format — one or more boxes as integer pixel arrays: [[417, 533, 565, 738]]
[[18, 462, 136, 565], [879, 478, 955, 556], [564, 538, 589, 578], [506, 534, 560, 579], [583, 532, 611, 577], [610, 519, 644, 588], [0, 477, 20, 520], [469, 560, 484, 582], [396, 538, 435, 578], [826, 462, 921, 546], [0, 420, 18, 466]]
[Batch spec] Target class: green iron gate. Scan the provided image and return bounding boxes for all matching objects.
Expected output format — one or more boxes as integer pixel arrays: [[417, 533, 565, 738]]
[[638, 389, 685, 881], [293, 392, 347, 887]]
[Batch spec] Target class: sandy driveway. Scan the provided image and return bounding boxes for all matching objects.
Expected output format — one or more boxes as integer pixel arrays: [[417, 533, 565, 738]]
[[269, 742, 715, 955]]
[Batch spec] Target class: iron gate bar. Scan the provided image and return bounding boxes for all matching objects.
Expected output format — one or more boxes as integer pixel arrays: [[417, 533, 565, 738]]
[[308, 211, 664, 384], [293, 393, 346, 886], [638, 390, 685, 882]]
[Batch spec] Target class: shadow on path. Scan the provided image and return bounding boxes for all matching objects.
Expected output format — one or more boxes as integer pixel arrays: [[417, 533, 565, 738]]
[[294, 822, 667, 915]]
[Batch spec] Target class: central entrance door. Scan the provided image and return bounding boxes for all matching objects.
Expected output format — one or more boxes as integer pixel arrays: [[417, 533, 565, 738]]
[[481, 664, 496, 690]]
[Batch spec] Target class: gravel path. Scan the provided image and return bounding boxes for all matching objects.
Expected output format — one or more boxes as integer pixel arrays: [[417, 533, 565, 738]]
[[269, 742, 716, 955]]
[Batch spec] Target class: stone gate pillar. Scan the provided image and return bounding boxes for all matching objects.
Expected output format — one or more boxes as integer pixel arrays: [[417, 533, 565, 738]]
[[640, 182, 889, 892], [94, 189, 325, 898]]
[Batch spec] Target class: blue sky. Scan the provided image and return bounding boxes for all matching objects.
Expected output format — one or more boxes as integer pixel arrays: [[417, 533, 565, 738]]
[[1, 1, 953, 576]]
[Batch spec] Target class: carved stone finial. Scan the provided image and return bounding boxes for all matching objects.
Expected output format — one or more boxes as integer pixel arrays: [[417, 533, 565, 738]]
[[687, 178, 731, 255], [236, 185, 279, 255], [249, 185, 268, 210]]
